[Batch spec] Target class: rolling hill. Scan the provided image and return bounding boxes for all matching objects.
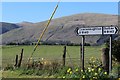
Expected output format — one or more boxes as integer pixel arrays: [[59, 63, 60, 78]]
[[1, 13, 119, 45], [0, 22, 21, 34]]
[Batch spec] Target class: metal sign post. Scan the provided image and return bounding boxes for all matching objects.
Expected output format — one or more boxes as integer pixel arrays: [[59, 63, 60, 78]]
[[109, 35, 112, 73], [81, 35, 85, 71]]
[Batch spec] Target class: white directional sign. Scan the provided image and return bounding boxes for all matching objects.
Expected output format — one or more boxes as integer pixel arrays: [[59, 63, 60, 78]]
[[103, 27, 118, 35], [77, 26, 118, 35], [78, 27, 102, 35]]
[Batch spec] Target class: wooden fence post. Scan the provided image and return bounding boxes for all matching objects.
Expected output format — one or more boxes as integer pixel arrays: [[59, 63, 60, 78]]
[[14, 55, 18, 67], [101, 47, 109, 73], [18, 49, 24, 68], [63, 46, 66, 66]]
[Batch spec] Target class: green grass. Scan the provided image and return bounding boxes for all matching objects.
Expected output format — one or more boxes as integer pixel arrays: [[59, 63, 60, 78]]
[[1, 70, 46, 78], [1, 45, 120, 78], [2, 45, 102, 68]]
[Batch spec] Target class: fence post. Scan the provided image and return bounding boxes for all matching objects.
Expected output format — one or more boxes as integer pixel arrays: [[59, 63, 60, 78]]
[[18, 49, 24, 68], [63, 46, 66, 66], [101, 47, 109, 73], [14, 55, 18, 67]]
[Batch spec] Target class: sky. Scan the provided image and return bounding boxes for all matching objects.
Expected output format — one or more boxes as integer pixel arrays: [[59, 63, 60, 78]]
[[1, 2, 118, 23], [1, 0, 119, 2]]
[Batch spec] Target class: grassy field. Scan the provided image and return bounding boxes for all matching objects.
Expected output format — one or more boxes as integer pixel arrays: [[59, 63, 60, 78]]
[[2, 45, 102, 68], [1, 45, 120, 78]]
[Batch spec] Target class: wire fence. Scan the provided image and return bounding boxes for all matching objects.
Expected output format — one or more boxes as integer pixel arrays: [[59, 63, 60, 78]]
[[2, 56, 101, 69], [2, 57, 83, 68], [1, 45, 103, 69]]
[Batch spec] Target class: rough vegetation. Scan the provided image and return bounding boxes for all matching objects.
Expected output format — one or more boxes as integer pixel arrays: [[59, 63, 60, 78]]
[[112, 40, 120, 62], [3, 57, 120, 79]]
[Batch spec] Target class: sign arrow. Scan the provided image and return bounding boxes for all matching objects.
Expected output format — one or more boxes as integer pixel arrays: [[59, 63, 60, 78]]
[[74, 27, 79, 36], [115, 27, 118, 34], [103, 27, 118, 35]]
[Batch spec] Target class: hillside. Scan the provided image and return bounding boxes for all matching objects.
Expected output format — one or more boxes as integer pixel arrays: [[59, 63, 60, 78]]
[[1, 13, 119, 45], [0, 22, 21, 34]]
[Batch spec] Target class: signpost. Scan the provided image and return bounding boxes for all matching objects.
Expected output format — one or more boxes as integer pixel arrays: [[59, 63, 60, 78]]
[[76, 26, 118, 73], [109, 35, 112, 73], [81, 35, 85, 71]]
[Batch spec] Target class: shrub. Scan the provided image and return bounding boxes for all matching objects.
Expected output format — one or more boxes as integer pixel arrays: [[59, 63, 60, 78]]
[[4, 64, 14, 71], [112, 40, 120, 62], [62, 57, 109, 79], [7, 42, 17, 45], [4, 57, 119, 78]]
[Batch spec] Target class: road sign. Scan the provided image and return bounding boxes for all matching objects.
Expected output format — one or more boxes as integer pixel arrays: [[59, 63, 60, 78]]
[[78, 27, 103, 35], [76, 26, 118, 73], [77, 26, 118, 35], [103, 27, 118, 35]]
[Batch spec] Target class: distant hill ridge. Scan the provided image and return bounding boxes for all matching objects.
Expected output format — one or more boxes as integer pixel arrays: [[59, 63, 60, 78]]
[[0, 22, 21, 34], [0, 13, 119, 45]]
